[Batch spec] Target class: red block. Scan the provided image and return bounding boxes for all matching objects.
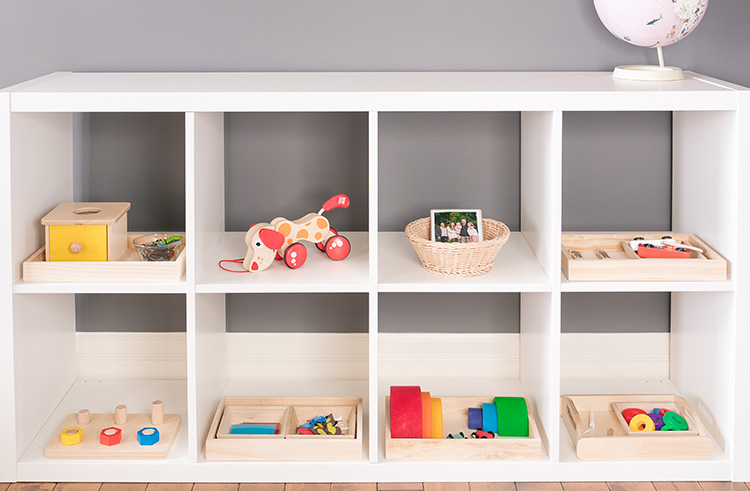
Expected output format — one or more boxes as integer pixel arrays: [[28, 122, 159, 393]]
[[390, 386, 423, 438]]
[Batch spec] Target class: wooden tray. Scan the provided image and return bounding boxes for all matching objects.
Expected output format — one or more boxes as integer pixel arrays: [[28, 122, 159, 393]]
[[22, 234, 186, 283], [561, 394, 713, 461], [205, 397, 363, 461], [385, 396, 542, 461], [561, 233, 727, 282], [45, 412, 181, 460]]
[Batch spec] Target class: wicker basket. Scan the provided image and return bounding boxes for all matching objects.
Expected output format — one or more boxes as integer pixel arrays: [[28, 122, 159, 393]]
[[405, 217, 511, 277]]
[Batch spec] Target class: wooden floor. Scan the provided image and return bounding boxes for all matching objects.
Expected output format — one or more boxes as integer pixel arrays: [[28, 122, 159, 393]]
[[2, 483, 750, 491]]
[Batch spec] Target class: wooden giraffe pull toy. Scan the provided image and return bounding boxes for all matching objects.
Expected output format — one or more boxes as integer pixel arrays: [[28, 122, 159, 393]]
[[242, 194, 352, 272]]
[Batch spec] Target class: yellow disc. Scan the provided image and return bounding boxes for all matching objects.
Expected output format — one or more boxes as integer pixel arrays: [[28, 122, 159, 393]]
[[60, 426, 83, 445], [629, 413, 655, 432], [431, 398, 443, 439]]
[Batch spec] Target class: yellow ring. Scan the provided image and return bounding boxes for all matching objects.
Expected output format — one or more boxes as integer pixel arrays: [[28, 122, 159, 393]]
[[61, 426, 83, 445], [629, 413, 655, 432]]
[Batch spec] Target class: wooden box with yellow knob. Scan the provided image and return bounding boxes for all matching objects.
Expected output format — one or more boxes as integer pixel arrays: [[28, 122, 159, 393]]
[[41, 202, 131, 262]]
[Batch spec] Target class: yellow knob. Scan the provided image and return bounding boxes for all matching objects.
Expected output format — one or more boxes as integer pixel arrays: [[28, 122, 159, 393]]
[[69, 242, 82, 254], [61, 426, 83, 445]]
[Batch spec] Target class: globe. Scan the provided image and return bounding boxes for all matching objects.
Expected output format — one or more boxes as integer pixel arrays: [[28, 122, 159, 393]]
[[593, 0, 709, 80]]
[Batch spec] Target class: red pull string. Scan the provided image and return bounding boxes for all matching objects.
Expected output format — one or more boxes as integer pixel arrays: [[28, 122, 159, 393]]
[[218, 258, 249, 273]]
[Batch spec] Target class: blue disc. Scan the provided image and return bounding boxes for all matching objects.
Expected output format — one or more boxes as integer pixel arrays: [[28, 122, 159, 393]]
[[482, 403, 498, 433]]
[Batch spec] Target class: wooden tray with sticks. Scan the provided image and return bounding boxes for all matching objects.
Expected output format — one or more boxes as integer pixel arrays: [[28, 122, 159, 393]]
[[561, 233, 727, 282], [561, 394, 713, 461]]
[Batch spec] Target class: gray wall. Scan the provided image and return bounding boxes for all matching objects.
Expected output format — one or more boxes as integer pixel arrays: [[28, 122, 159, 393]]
[[7, 1, 747, 334]]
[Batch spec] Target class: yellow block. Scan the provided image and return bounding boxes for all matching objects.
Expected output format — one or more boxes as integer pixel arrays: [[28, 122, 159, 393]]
[[49, 225, 108, 261], [431, 398, 443, 439]]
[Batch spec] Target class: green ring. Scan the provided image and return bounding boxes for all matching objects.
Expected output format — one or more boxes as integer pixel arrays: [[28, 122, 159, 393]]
[[661, 411, 688, 431], [493, 396, 529, 437]]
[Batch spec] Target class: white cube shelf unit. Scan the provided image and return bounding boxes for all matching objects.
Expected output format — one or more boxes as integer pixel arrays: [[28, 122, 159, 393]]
[[1, 71, 748, 483]]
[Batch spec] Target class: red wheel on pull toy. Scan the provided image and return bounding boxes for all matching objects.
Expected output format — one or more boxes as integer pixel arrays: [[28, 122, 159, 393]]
[[317, 227, 338, 252], [325, 235, 350, 261], [284, 243, 308, 269]]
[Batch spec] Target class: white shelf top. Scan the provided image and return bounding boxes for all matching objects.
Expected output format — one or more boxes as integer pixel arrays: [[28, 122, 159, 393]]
[[197, 231, 370, 293], [379, 231, 551, 292], [6, 71, 743, 112]]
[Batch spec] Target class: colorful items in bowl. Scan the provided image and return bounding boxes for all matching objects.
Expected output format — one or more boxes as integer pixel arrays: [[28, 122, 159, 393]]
[[133, 234, 183, 261]]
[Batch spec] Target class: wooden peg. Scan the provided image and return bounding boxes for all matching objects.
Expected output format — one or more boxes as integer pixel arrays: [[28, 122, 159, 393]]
[[114, 404, 128, 425], [151, 400, 164, 426], [77, 409, 90, 425]]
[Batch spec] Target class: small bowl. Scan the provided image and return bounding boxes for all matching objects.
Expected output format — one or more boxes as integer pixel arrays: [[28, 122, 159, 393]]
[[133, 234, 183, 262]]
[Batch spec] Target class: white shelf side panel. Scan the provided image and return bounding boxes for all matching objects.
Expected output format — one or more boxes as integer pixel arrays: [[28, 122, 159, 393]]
[[9, 110, 76, 474], [197, 231, 369, 293], [378, 232, 551, 292], [186, 111, 226, 463], [187, 112, 225, 285], [368, 111, 379, 463], [0, 93, 13, 482], [671, 291, 735, 462], [733, 89, 750, 482], [521, 110, 562, 283], [521, 292, 560, 463], [13, 294, 77, 465], [673, 110, 738, 276]]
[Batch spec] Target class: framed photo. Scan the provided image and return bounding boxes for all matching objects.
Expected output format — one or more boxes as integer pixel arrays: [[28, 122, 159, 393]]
[[430, 209, 483, 244]]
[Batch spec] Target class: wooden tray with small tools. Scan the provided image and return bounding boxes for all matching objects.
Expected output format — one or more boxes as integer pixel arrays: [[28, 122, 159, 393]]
[[560, 394, 713, 461], [561, 233, 727, 281], [205, 397, 362, 461]]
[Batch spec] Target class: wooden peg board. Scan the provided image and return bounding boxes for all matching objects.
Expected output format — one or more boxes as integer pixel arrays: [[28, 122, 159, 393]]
[[44, 412, 181, 459]]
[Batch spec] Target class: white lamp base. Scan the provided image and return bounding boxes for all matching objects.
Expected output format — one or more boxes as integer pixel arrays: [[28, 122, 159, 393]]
[[613, 65, 684, 81]]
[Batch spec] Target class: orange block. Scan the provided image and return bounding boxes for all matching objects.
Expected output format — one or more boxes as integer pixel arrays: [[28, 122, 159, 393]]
[[421, 392, 432, 438]]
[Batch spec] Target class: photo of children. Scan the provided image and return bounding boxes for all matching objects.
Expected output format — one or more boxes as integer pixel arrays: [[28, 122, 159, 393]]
[[431, 210, 483, 243]]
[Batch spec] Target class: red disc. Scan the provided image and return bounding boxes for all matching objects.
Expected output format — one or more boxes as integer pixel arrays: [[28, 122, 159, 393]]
[[622, 408, 647, 424], [325, 235, 351, 261], [284, 243, 307, 269], [390, 386, 423, 439]]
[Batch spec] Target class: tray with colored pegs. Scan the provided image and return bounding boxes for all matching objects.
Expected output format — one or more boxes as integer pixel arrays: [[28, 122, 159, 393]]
[[561, 394, 713, 461], [44, 401, 181, 460], [205, 397, 362, 461]]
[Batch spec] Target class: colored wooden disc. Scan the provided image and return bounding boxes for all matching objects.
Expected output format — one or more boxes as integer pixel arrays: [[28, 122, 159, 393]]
[[421, 392, 432, 439], [494, 396, 529, 437], [622, 407, 647, 424], [468, 407, 483, 430], [482, 403, 498, 433], [389, 386, 423, 439], [629, 413, 656, 432], [431, 398, 443, 439], [662, 411, 688, 431]]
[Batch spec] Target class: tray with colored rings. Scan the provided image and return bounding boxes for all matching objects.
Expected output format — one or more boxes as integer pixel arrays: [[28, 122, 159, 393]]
[[561, 394, 713, 461]]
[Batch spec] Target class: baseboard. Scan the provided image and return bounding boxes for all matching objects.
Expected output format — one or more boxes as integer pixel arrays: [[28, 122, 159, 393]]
[[75, 331, 670, 382]]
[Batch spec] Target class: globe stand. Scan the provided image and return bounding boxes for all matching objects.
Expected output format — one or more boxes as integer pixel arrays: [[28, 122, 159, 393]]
[[613, 46, 684, 81]]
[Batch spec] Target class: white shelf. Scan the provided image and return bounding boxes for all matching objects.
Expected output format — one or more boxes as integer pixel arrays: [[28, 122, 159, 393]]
[[13, 280, 187, 294], [560, 277, 735, 293], [196, 231, 370, 293], [2, 70, 746, 482], [17, 379, 190, 482], [379, 232, 551, 292]]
